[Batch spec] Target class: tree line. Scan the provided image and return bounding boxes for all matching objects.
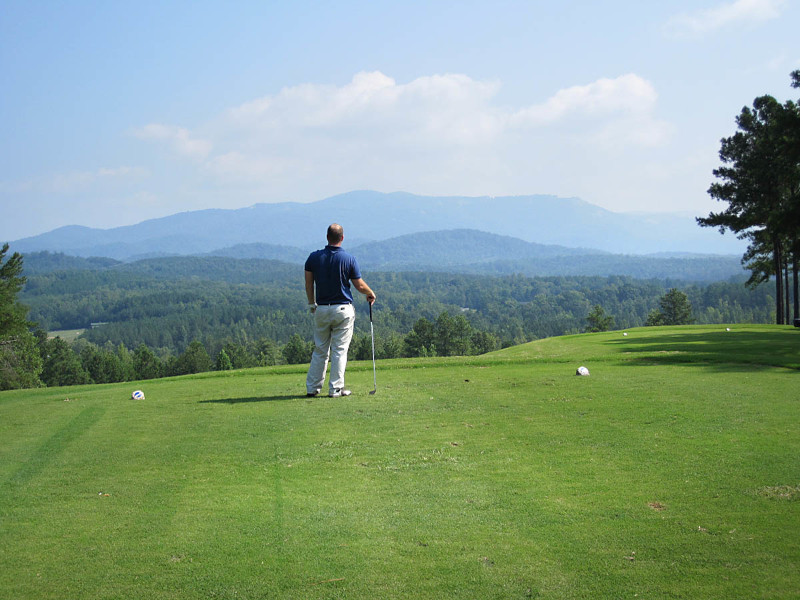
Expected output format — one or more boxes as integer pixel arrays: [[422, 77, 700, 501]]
[[2, 240, 780, 390], [699, 71, 800, 325], [20, 267, 774, 355], [33, 310, 506, 388], [14, 287, 697, 389]]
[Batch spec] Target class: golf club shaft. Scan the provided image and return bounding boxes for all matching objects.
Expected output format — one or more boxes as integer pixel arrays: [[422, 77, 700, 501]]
[[370, 303, 377, 392]]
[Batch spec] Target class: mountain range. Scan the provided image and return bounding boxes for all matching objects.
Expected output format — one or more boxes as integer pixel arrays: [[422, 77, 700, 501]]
[[10, 191, 744, 260], [23, 228, 745, 282]]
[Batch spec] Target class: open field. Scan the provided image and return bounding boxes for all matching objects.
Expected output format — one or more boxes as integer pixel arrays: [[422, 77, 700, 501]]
[[1, 325, 798, 599], [47, 329, 86, 343]]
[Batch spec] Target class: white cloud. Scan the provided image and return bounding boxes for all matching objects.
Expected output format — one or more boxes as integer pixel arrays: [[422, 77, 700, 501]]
[[124, 71, 673, 212], [132, 123, 213, 159], [512, 74, 659, 123], [666, 0, 785, 36], [226, 71, 502, 146], [212, 71, 667, 163]]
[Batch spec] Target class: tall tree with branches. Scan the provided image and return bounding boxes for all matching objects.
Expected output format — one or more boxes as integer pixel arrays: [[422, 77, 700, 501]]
[[0, 244, 42, 389], [787, 70, 800, 324], [698, 73, 800, 324]]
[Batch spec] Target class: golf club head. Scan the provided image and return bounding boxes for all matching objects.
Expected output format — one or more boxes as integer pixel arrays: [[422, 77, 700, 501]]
[[369, 389, 376, 395]]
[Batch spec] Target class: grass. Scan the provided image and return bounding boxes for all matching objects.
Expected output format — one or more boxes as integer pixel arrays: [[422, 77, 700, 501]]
[[1, 324, 799, 599], [47, 329, 86, 343]]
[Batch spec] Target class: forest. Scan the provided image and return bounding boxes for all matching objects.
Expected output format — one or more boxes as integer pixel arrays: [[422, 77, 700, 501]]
[[0, 247, 770, 390], [22, 256, 775, 348]]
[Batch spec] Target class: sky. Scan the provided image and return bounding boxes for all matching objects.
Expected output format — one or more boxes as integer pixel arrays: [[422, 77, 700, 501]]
[[1, 0, 798, 241]]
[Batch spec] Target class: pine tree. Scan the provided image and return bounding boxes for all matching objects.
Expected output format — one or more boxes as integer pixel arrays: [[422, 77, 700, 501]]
[[253, 338, 282, 366], [172, 340, 213, 375], [40, 337, 91, 387], [133, 344, 163, 380], [404, 317, 436, 357], [699, 73, 800, 324], [647, 289, 694, 326], [282, 334, 313, 365], [216, 349, 233, 371], [586, 305, 614, 332], [0, 244, 43, 390]]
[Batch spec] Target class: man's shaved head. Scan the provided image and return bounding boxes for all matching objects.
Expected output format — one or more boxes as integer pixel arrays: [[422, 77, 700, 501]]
[[327, 223, 344, 245]]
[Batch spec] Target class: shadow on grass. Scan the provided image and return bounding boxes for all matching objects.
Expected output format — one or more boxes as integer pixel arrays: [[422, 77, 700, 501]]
[[605, 330, 800, 372], [199, 395, 304, 404]]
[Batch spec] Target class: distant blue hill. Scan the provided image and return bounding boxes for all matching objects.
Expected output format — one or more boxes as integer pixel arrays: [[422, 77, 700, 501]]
[[350, 229, 601, 269], [202, 243, 308, 263], [190, 228, 744, 281], [10, 191, 745, 259], [346, 229, 743, 281], [21, 229, 745, 282], [18, 251, 122, 274]]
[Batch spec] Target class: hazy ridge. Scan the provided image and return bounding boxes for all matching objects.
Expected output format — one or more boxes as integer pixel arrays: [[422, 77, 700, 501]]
[[23, 227, 745, 282], [9, 191, 745, 259]]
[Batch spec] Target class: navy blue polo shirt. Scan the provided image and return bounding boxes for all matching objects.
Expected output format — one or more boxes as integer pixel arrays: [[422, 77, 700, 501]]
[[305, 245, 362, 304]]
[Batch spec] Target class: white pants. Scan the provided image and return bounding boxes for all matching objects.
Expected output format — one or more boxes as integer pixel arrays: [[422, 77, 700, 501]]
[[306, 303, 356, 394]]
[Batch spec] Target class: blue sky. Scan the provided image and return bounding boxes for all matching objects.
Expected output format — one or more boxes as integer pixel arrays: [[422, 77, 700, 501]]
[[1, 0, 798, 241]]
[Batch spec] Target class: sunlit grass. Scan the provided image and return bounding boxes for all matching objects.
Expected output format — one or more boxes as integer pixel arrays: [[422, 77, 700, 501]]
[[47, 329, 86, 343], [1, 325, 798, 599]]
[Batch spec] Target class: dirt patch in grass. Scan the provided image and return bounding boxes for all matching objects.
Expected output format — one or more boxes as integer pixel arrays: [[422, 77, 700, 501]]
[[755, 485, 800, 500], [648, 501, 666, 511]]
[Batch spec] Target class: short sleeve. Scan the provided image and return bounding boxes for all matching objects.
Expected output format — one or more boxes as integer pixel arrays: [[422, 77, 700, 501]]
[[349, 256, 362, 280]]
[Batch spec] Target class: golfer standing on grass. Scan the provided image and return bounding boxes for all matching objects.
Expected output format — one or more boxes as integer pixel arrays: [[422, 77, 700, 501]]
[[305, 223, 376, 397]]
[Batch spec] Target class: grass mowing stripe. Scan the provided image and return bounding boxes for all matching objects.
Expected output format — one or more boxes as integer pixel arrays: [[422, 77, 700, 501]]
[[5, 406, 106, 486]]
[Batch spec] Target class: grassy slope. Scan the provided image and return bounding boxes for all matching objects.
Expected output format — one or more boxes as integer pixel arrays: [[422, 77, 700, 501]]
[[1, 324, 798, 599], [47, 329, 86, 343]]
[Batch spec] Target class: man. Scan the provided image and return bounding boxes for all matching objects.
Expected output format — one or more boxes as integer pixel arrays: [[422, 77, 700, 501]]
[[304, 223, 376, 397]]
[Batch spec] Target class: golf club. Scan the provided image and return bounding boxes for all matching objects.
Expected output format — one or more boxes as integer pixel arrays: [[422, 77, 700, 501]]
[[369, 301, 377, 395]]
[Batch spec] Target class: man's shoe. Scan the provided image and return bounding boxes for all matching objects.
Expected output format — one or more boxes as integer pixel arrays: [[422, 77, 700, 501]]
[[328, 388, 352, 398], [306, 391, 319, 397]]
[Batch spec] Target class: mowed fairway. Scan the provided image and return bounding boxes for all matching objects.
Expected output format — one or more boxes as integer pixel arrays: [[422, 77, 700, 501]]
[[1, 325, 798, 599]]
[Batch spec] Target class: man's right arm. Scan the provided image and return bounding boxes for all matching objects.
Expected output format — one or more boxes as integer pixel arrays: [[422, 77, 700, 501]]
[[351, 278, 376, 304], [305, 270, 317, 312]]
